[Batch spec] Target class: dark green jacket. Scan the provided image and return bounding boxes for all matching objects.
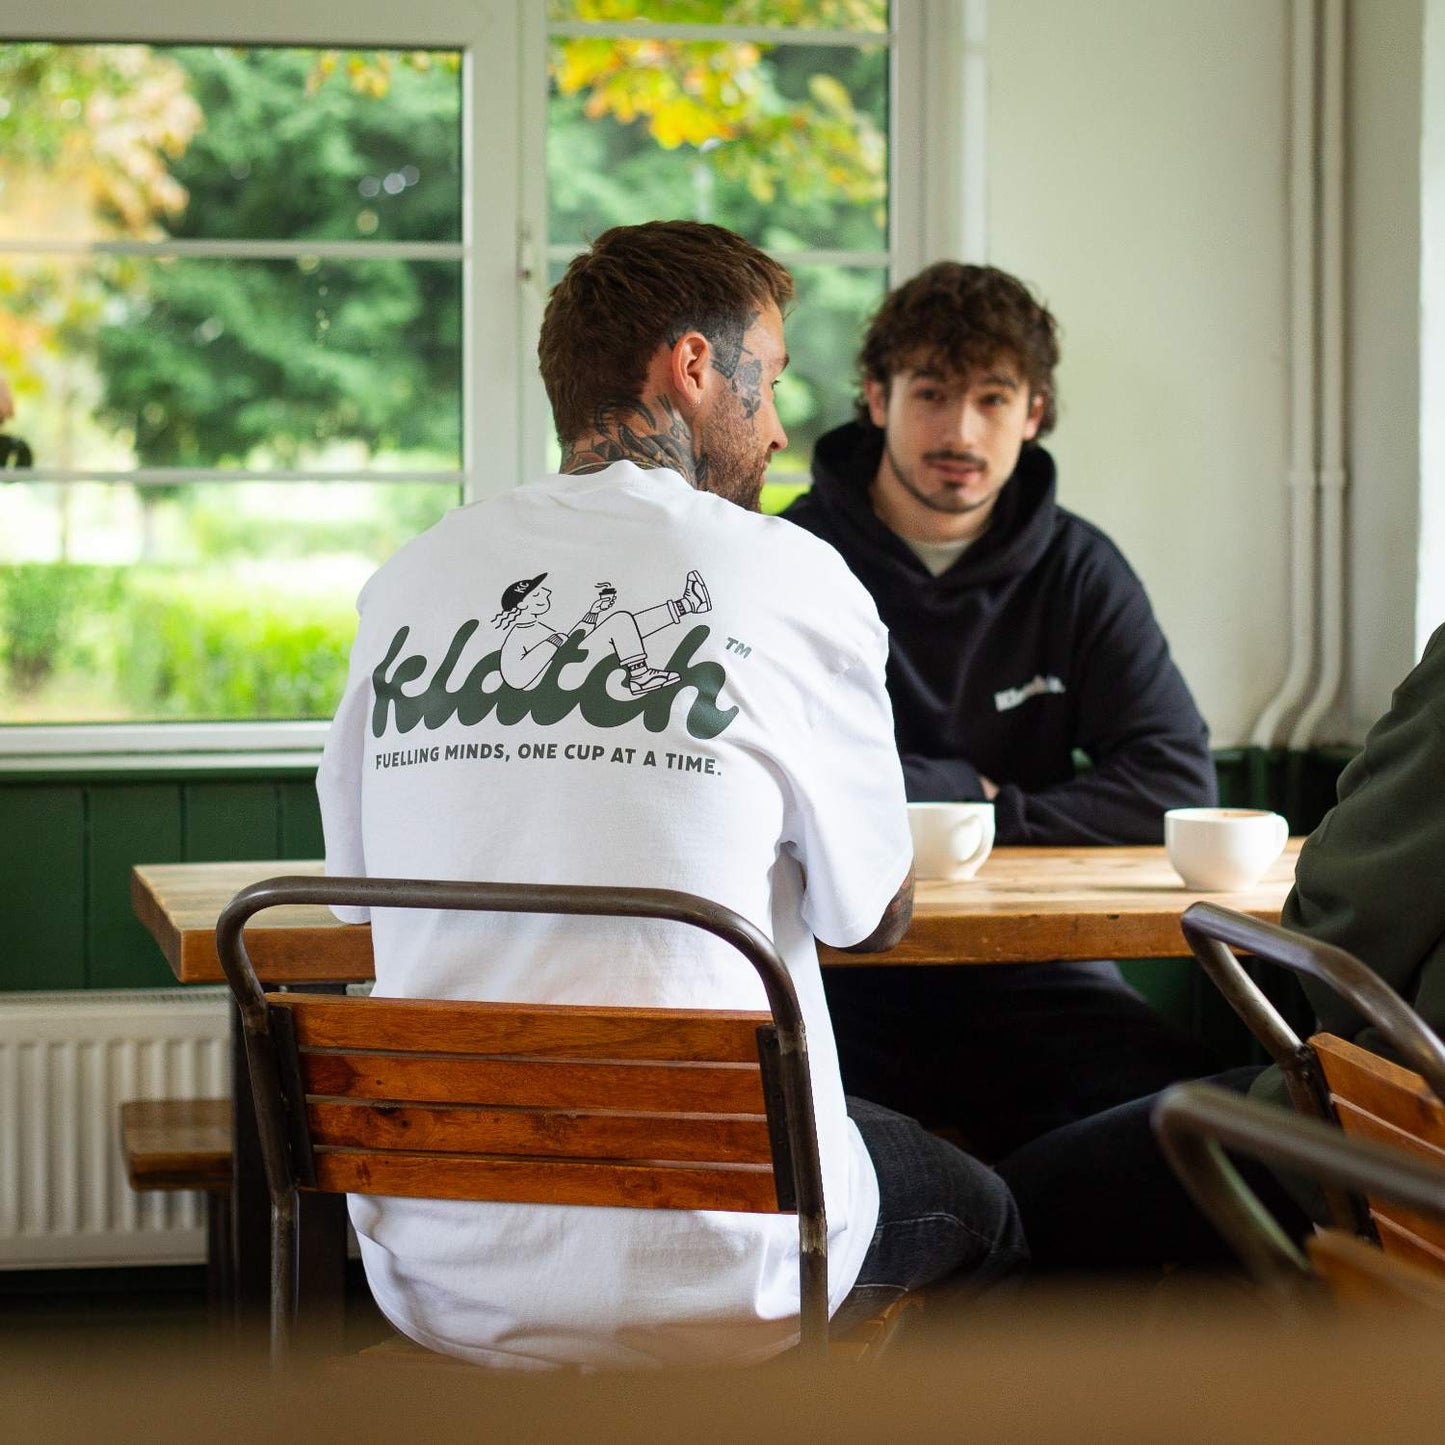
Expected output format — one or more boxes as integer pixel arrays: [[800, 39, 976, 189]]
[[1252, 622, 1445, 1109]]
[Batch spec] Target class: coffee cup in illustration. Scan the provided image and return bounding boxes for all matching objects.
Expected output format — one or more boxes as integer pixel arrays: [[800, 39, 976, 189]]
[[1164, 807, 1289, 891], [907, 802, 996, 881]]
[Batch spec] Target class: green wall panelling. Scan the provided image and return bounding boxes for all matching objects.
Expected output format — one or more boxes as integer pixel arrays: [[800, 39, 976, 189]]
[[278, 780, 324, 858], [183, 781, 283, 862], [1117, 957, 1194, 1031], [1189, 963, 1258, 1068], [1212, 746, 1355, 835], [87, 784, 184, 990], [0, 785, 87, 990], [1210, 749, 1254, 808]]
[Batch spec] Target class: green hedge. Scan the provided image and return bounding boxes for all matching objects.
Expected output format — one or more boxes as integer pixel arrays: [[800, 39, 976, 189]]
[[0, 563, 125, 692], [120, 574, 354, 718]]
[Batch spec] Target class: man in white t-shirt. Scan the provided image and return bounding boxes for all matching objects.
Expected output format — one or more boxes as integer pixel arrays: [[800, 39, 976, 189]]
[[317, 220, 1025, 1370]]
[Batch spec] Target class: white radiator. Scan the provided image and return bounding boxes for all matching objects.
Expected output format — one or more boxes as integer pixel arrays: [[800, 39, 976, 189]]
[[0, 988, 230, 1269]]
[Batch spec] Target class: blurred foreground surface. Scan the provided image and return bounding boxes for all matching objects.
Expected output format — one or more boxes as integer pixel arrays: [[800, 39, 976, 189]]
[[6, 1282, 1445, 1443]]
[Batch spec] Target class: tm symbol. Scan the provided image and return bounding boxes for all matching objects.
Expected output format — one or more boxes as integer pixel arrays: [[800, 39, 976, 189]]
[[725, 637, 752, 658]]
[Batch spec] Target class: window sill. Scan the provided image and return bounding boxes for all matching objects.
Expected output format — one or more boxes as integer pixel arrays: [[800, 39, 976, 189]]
[[0, 721, 327, 780]]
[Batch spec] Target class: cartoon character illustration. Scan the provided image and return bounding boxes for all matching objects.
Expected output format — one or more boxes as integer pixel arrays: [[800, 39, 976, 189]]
[[492, 570, 712, 695]]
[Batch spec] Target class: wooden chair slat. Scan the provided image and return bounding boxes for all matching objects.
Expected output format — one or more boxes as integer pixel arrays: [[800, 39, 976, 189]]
[[312, 1150, 784, 1213], [1327, 1098, 1445, 1255], [119, 1098, 232, 1192], [1315, 1034, 1445, 1138], [299, 1052, 768, 1115], [1307, 1227, 1445, 1312], [1328, 1097, 1445, 1171], [272, 994, 769, 1063], [1374, 1215, 1445, 1272], [306, 1100, 774, 1164]]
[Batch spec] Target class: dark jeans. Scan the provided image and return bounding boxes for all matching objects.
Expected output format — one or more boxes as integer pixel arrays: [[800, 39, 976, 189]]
[[995, 1066, 1312, 1272], [834, 1095, 1028, 1331], [824, 960, 1222, 1163]]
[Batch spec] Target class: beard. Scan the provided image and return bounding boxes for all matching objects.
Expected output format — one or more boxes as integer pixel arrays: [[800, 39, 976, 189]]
[[885, 440, 995, 514], [695, 392, 770, 511]]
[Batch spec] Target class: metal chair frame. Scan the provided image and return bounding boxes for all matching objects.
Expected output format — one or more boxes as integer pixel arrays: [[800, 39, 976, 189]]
[[1154, 1081, 1445, 1306], [1179, 901, 1445, 1231], [215, 875, 828, 1364]]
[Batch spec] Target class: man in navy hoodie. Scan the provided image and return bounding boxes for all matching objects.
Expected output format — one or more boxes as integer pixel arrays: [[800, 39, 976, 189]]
[[783, 262, 1220, 1161]]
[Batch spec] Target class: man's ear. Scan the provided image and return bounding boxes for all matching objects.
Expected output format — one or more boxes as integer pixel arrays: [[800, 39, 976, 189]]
[[667, 330, 712, 409], [863, 376, 889, 429], [1023, 390, 1047, 441]]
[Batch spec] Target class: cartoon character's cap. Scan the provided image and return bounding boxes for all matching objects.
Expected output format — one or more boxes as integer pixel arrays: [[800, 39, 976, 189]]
[[500, 573, 547, 612]]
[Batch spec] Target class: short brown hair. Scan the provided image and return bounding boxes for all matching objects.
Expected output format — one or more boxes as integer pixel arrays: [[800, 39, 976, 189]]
[[857, 263, 1061, 435], [538, 221, 794, 445]]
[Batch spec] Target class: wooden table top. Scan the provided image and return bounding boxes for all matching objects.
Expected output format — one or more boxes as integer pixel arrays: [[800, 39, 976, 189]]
[[132, 842, 1302, 985]]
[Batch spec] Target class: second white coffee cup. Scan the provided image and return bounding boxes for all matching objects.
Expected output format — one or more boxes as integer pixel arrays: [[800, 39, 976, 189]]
[[907, 802, 996, 881], [1164, 807, 1288, 891]]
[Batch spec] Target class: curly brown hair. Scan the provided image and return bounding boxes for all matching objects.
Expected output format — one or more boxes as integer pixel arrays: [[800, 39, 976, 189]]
[[856, 263, 1061, 436], [538, 221, 795, 445]]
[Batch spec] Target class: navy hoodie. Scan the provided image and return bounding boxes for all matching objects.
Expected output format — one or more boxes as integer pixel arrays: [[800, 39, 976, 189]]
[[783, 422, 1217, 845]]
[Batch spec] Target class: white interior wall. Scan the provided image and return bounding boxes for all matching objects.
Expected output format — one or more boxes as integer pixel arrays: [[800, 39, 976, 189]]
[[1419, 0, 1445, 665], [988, 0, 1435, 746], [986, 0, 1292, 746], [1347, 0, 1425, 737]]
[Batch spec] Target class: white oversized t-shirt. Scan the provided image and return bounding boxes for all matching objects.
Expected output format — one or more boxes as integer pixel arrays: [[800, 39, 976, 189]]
[[317, 462, 911, 1370]]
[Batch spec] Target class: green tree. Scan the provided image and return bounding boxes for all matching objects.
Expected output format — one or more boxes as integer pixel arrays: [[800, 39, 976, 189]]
[[94, 48, 463, 468], [547, 10, 889, 467]]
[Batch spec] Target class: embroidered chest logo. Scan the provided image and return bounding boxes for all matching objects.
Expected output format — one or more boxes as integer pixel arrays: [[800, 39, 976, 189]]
[[371, 568, 737, 740], [993, 674, 1067, 713]]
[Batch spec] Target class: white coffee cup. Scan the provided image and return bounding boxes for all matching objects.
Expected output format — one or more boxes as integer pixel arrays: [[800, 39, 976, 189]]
[[1164, 807, 1289, 891], [907, 802, 996, 881]]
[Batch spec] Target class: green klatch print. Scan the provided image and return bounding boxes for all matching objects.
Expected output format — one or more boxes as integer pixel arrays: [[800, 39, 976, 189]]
[[371, 568, 737, 741]]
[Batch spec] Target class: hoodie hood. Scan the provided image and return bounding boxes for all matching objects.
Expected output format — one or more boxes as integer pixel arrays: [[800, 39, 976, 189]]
[[806, 420, 1060, 599]]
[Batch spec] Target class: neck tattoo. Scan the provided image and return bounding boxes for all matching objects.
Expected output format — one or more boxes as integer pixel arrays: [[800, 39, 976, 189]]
[[561, 395, 707, 488]]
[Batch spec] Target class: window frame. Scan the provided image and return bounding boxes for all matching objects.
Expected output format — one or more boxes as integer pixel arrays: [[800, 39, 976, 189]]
[[0, 0, 975, 767]]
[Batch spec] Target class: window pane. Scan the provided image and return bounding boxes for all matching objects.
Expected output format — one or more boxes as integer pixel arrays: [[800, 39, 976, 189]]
[[769, 261, 885, 480], [0, 43, 462, 244], [0, 480, 457, 723], [546, 2, 888, 29], [548, 40, 887, 252], [0, 254, 461, 472]]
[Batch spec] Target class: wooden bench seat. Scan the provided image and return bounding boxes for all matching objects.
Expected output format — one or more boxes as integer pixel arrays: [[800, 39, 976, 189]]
[[120, 1098, 232, 1193], [119, 1097, 233, 1323]]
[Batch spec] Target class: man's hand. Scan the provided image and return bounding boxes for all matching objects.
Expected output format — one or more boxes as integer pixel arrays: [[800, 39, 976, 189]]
[[0, 374, 14, 428], [979, 775, 1000, 801]]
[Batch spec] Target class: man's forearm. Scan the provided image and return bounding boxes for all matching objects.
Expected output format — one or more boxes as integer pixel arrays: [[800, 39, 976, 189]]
[[990, 739, 1218, 846], [900, 753, 988, 804], [840, 867, 915, 953]]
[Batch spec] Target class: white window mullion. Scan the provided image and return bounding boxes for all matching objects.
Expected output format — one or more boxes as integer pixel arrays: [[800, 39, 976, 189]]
[[518, 1, 554, 486], [465, 4, 525, 503], [0, 239, 467, 262], [5, 469, 465, 487], [544, 21, 890, 47], [907, 0, 989, 270]]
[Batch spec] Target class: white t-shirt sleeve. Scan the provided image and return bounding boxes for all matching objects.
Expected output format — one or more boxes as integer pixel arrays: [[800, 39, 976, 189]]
[[784, 641, 912, 949], [316, 623, 373, 924]]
